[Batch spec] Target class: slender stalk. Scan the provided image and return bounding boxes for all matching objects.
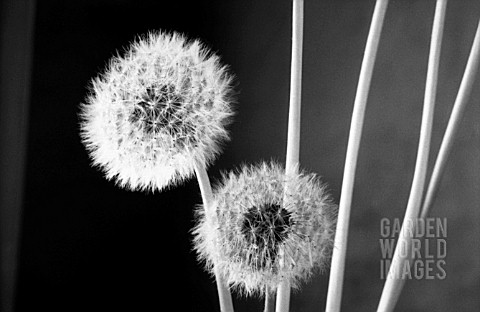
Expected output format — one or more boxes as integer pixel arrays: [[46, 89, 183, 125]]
[[194, 161, 234, 312], [325, 1, 388, 311], [264, 287, 276, 312], [276, 0, 303, 312], [284, 0, 304, 170], [420, 18, 480, 220], [376, 1, 447, 311]]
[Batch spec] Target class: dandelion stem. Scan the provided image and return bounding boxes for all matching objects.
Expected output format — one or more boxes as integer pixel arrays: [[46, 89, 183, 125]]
[[420, 18, 480, 220], [194, 160, 234, 312], [325, 1, 388, 311], [376, 1, 447, 311], [276, 0, 303, 311], [264, 287, 276, 312], [284, 0, 303, 172]]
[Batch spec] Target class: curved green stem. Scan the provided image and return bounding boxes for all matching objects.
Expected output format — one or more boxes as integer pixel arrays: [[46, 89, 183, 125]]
[[325, 1, 389, 311], [194, 161, 234, 312], [420, 18, 480, 220], [377, 1, 447, 311]]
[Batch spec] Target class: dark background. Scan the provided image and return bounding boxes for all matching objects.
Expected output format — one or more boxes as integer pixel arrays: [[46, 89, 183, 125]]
[[1, 0, 479, 311]]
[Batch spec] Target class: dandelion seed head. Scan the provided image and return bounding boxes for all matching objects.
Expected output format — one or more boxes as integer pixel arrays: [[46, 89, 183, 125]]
[[80, 31, 234, 191], [193, 161, 338, 295]]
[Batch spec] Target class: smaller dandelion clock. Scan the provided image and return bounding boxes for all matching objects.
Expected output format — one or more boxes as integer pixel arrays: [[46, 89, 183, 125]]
[[193, 161, 338, 296], [80, 31, 234, 191]]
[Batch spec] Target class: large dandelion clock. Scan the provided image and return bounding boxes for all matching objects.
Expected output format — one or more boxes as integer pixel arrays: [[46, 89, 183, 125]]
[[80, 31, 234, 191], [193, 161, 337, 295]]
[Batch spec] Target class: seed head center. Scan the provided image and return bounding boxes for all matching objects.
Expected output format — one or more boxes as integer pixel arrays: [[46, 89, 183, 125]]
[[129, 85, 184, 134], [241, 204, 292, 253]]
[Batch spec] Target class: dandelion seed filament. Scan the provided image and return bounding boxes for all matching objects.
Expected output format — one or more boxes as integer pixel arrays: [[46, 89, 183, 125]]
[[241, 204, 293, 268]]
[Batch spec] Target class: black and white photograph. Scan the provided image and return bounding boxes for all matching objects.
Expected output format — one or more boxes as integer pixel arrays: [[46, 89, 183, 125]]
[[1, 0, 479, 311]]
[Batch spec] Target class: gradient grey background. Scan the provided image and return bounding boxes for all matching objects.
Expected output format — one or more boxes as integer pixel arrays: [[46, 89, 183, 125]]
[[1, 0, 479, 311]]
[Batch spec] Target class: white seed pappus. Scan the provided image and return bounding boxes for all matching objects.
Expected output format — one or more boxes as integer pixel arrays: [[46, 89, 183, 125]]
[[193, 161, 337, 295], [80, 31, 234, 191]]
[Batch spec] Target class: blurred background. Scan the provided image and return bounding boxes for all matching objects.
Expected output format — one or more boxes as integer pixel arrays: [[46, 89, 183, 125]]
[[1, 0, 479, 311]]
